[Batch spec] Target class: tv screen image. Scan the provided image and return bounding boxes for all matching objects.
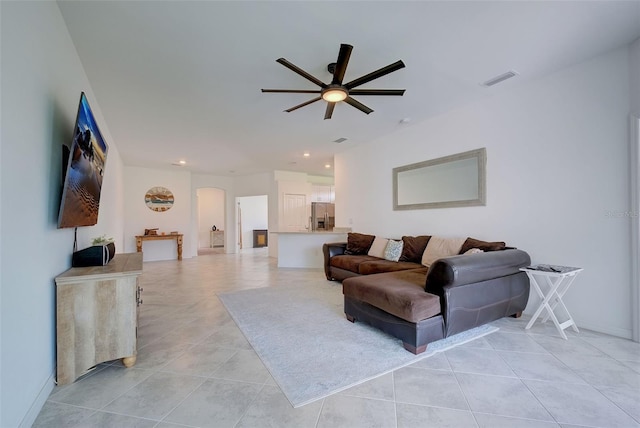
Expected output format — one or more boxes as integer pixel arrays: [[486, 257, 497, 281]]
[[58, 92, 109, 228]]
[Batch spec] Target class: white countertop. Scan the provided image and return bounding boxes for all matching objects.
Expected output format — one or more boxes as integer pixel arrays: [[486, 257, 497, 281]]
[[272, 230, 349, 268]]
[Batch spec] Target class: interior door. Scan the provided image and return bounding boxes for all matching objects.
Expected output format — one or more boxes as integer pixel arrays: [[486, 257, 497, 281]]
[[283, 194, 307, 231]]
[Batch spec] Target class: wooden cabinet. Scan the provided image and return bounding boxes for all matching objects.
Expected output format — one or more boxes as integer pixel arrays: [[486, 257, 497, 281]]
[[210, 230, 224, 247], [54, 253, 143, 385]]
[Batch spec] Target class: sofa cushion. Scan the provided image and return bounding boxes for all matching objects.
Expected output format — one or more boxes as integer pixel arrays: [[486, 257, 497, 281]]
[[345, 233, 376, 255], [331, 254, 380, 273], [421, 236, 466, 267], [459, 237, 506, 254], [464, 248, 484, 255], [384, 240, 404, 262], [358, 260, 423, 275], [399, 235, 431, 263], [343, 269, 440, 323], [368, 237, 389, 258]]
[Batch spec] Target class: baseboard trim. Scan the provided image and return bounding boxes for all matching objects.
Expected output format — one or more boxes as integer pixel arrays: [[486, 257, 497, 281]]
[[523, 309, 632, 340], [19, 370, 55, 428], [573, 319, 632, 340]]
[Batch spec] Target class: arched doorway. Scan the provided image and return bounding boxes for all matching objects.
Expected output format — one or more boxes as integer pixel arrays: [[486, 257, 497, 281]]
[[196, 187, 225, 255]]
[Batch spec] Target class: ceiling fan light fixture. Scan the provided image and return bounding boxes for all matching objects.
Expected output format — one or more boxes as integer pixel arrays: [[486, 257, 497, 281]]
[[262, 44, 405, 119], [322, 87, 348, 103]]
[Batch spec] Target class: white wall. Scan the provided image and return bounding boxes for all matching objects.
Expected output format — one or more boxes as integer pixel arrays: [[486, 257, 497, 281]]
[[0, 2, 124, 426], [631, 37, 640, 117], [238, 195, 268, 249], [228, 172, 277, 255], [191, 174, 234, 253], [336, 47, 633, 338], [197, 188, 225, 248], [630, 37, 640, 342], [123, 167, 191, 261], [234, 172, 274, 197], [190, 172, 275, 254]]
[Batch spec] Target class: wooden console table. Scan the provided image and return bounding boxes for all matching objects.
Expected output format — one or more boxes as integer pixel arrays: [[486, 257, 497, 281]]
[[55, 253, 143, 384], [136, 234, 183, 260]]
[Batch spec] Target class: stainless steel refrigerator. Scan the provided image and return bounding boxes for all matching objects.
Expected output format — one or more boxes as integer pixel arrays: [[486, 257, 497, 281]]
[[311, 202, 335, 231]]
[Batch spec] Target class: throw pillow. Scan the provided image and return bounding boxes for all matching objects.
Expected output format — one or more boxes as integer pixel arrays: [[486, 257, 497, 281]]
[[421, 236, 466, 267], [399, 235, 431, 262], [367, 237, 389, 258], [345, 232, 376, 255], [384, 240, 404, 262], [464, 248, 484, 255], [459, 237, 506, 254]]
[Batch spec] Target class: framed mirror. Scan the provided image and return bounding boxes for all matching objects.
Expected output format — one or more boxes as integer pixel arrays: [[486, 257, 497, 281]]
[[393, 148, 486, 210]]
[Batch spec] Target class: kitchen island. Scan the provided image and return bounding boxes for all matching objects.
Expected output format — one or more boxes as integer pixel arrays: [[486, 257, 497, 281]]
[[271, 230, 348, 268]]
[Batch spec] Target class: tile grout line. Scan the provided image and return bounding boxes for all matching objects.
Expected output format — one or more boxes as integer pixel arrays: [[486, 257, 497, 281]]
[[446, 351, 481, 428], [153, 368, 209, 424], [491, 341, 565, 425]]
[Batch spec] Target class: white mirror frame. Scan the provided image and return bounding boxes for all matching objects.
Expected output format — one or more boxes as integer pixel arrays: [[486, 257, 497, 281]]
[[393, 148, 487, 210]]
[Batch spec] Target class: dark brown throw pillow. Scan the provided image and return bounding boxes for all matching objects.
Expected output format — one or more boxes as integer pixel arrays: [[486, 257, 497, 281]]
[[399, 235, 431, 262], [345, 232, 376, 255], [459, 237, 506, 254]]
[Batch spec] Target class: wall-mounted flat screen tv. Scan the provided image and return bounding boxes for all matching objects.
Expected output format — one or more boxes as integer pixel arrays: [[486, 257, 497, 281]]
[[58, 92, 109, 228]]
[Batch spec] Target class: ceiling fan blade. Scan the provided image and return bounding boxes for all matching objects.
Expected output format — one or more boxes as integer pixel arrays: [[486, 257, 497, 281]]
[[344, 96, 373, 115], [261, 89, 321, 94], [284, 96, 322, 113], [276, 58, 327, 88], [324, 102, 336, 120], [344, 60, 406, 90], [332, 44, 353, 85], [348, 89, 406, 96]]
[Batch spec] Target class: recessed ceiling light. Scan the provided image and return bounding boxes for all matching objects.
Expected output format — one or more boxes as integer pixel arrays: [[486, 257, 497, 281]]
[[178, 160, 186, 165], [303, 152, 310, 157], [325, 164, 332, 169]]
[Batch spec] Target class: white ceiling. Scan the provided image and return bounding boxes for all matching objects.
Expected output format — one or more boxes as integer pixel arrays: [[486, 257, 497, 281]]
[[58, 1, 640, 177]]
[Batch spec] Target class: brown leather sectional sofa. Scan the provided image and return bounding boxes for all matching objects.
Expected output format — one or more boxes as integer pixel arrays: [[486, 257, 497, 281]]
[[323, 234, 531, 354]]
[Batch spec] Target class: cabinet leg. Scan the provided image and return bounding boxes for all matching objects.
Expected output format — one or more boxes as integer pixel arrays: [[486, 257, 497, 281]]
[[122, 356, 137, 368]]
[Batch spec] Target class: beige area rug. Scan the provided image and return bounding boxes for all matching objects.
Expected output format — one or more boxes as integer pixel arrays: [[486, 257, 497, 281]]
[[218, 282, 498, 408]]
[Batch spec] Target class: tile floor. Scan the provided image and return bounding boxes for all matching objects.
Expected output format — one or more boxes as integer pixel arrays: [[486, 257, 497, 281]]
[[35, 249, 640, 428]]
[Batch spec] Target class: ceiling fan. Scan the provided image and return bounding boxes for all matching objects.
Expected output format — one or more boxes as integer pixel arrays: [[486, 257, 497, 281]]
[[261, 44, 406, 120]]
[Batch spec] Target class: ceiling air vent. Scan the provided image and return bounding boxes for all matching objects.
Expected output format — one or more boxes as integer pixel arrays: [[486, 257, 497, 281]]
[[333, 137, 348, 143], [482, 70, 519, 87]]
